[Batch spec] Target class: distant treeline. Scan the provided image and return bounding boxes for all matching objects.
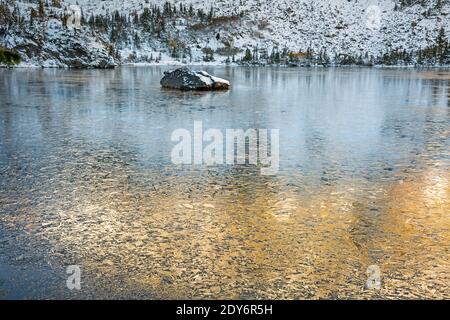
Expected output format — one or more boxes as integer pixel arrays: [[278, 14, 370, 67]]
[[240, 28, 450, 67]]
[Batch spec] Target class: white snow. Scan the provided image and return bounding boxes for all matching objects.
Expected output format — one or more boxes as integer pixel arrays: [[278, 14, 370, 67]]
[[2, 0, 449, 67]]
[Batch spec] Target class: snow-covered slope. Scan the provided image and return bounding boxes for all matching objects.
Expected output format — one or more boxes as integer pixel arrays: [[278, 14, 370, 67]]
[[1, 0, 449, 67], [66, 0, 450, 57], [0, 0, 116, 67]]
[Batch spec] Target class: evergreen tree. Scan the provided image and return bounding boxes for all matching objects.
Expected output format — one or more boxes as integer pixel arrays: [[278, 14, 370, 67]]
[[202, 47, 214, 61], [243, 48, 252, 62], [38, 0, 45, 18], [208, 7, 214, 22], [252, 45, 258, 61], [30, 7, 37, 25], [436, 27, 448, 63]]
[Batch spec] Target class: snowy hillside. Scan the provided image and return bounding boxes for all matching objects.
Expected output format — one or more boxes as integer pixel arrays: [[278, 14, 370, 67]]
[[65, 0, 450, 58], [1, 0, 449, 67]]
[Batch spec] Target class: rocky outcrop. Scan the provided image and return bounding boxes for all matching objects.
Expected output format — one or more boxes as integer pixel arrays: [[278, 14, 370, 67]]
[[160, 67, 230, 91], [1, 18, 116, 68]]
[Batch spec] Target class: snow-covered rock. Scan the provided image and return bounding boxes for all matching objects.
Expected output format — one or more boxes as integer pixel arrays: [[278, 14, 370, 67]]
[[0, 2, 117, 68], [11, 21, 116, 68], [160, 67, 230, 90]]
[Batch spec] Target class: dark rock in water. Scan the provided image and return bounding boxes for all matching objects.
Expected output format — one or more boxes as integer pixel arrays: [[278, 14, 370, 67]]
[[160, 67, 230, 91]]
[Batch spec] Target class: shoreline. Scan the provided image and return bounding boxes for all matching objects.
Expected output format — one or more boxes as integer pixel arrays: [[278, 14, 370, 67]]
[[2, 62, 450, 70]]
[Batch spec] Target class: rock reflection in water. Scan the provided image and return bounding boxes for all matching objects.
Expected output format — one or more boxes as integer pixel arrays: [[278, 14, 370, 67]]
[[0, 67, 448, 299]]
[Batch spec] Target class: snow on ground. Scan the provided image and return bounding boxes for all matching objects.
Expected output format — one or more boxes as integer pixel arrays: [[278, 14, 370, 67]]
[[2, 0, 450, 67], [62, 0, 450, 57]]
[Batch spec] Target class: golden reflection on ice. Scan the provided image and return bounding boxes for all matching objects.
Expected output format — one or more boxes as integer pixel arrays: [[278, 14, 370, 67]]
[[2, 161, 446, 299]]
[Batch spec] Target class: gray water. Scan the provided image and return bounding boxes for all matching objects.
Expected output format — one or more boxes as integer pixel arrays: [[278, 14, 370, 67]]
[[0, 66, 449, 299]]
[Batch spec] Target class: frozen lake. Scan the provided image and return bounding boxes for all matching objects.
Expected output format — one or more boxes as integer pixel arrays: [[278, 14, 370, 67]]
[[0, 66, 449, 299]]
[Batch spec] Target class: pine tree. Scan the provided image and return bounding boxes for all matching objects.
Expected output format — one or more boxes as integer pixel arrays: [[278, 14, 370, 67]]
[[197, 9, 204, 22], [243, 48, 252, 62], [436, 27, 448, 63], [38, 0, 45, 18], [30, 7, 37, 25], [202, 47, 214, 62], [252, 45, 258, 61], [208, 7, 214, 22]]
